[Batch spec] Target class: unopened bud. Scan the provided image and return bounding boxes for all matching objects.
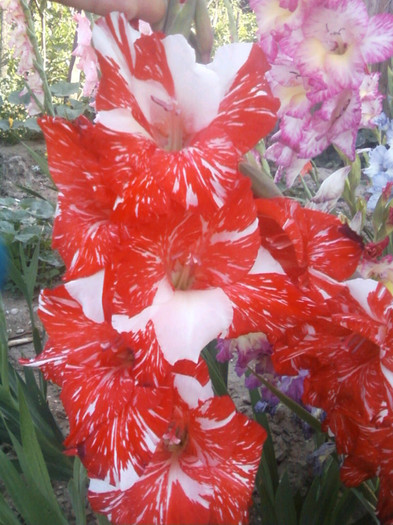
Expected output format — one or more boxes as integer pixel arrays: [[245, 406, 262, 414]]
[[307, 166, 350, 213], [194, 0, 213, 63]]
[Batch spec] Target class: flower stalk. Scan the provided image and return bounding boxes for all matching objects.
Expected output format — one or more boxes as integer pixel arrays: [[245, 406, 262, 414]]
[[247, 366, 322, 433], [18, 0, 54, 116]]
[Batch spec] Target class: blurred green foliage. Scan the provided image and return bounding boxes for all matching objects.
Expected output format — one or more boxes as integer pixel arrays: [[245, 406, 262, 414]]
[[208, 0, 258, 47], [0, 1, 76, 141]]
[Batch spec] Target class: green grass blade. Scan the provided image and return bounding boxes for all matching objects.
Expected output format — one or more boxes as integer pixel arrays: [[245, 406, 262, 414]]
[[68, 458, 87, 525], [274, 471, 297, 525], [351, 486, 379, 524], [299, 472, 323, 525], [332, 488, 365, 525], [17, 379, 72, 480], [6, 254, 28, 299], [21, 141, 53, 182], [0, 447, 33, 520], [315, 459, 340, 525], [19, 243, 39, 307], [0, 492, 21, 525], [249, 389, 279, 494], [258, 483, 278, 525], [0, 442, 66, 525], [201, 343, 228, 396], [19, 368, 63, 443], [0, 295, 10, 392], [18, 384, 68, 523]]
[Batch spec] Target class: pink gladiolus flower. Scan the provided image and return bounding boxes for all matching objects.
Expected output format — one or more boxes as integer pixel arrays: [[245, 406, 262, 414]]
[[265, 88, 362, 184], [92, 12, 279, 210], [251, 0, 393, 185], [267, 61, 311, 119], [1, 0, 44, 115], [358, 254, 393, 293], [271, 0, 393, 97], [88, 360, 266, 525], [249, 0, 304, 61], [72, 13, 99, 98], [359, 72, 384, 128]]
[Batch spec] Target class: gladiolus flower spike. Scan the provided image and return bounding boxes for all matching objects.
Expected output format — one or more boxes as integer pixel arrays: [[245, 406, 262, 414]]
[[20, 8, 393, 525]]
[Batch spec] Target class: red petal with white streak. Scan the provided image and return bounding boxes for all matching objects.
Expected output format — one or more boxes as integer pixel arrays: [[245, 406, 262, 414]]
[[89, 460, 212, 525], [39, 116, 169, 279], [28, 285, 169, 386], [106, 183, 259, 318], [194, 179, 260, 287], [257, 197, 363, 286], [89, 395, 265, 525], [39, 116, 120, 278], [63, 379, 172, 487], [94, 15, 158, 129], [225, 273, 316, 340], [150, 135, 241, 210], [29, 285, 115, 383], [93, 13, 278, 211], [204, 43, 279, 154], [104, 229, 166, 319], [195, 397, 266, 524], [378, 469, 393, 525]]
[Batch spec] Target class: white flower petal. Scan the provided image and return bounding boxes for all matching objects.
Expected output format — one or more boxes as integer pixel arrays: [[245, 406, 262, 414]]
[[345, 278, 379, 317], [163, 34, 220, 134], [174, 374, 214, 409], [65, 270, 105, 323], [95, 108, 151, 137], [207, 42, 252, 99], [152, 280, 233, 364], [249, 246, 285, 275]]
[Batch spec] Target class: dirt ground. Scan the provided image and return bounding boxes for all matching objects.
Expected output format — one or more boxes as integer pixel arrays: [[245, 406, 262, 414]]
[[0, 138, 316, 523]]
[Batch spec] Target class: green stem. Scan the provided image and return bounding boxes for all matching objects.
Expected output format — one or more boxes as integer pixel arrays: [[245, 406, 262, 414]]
[[18, 0, 54, 116], [239, 161, 282, 198], [309, 162, 320, 187], [0, 294, 10, 393], [223, 0, 238, 42], [357, 480, 378, 507], [202, 344, 228, 396], [300, 173, 314, 201], [164, 0, 197, 37], [247, 366, 322, 432], [255, 140, 272, 177]]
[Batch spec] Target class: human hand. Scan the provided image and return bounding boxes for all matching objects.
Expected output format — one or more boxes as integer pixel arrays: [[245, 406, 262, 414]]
[[55, 0, 167, 23]]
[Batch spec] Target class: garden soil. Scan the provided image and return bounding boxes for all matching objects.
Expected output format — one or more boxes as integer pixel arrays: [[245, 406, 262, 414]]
[[0, 138, 315, 524]]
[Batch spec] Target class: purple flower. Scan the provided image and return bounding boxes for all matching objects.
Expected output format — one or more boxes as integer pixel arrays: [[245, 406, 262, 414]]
[[364, 145, 393, 210], [308, 441, 336, 476], [372, 111, 389, 131], [217, 333, 308, 412]]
